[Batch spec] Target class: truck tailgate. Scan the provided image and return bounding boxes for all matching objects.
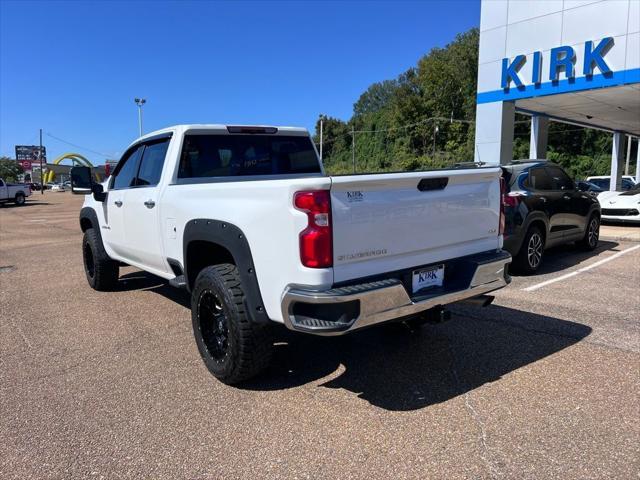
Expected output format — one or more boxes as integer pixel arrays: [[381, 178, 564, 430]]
[[330, 168, 502, 283]]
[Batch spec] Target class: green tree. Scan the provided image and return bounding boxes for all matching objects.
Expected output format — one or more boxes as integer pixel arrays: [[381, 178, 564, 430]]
[[315, 26, 611, 179], [0, 157, 24, 182]]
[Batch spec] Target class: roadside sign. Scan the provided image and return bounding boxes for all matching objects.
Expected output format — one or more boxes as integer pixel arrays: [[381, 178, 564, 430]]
[[15, 145, 46, 164], [19, 160, 32, 170]]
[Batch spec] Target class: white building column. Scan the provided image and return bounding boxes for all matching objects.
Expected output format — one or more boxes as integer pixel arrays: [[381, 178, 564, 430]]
[[636, 138, 640, 183], [610, 132, 626, 191], [474, 101, 515, 165], [624, 135, 632, 175], [529, 115, 549, 159]]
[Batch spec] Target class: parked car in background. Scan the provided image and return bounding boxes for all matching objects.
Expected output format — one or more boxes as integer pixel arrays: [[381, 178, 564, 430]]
[[0, 178, 31, 205], [585, 175, 637, 191], [51, 184, 66, 192], [576, 180, 605, 194], [501, 161, 601, 274], [597, 183, 640, 223]]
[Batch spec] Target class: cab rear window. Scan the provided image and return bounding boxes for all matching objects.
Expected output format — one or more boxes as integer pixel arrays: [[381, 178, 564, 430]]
[[177, 134, 321, 178]]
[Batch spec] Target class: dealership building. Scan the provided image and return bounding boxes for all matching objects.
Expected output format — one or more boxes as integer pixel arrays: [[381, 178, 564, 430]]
[[474, 0, 640, 189]]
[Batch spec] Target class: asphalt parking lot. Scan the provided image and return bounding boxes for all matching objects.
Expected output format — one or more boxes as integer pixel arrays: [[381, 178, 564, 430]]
[[1, 193, 639, 479]]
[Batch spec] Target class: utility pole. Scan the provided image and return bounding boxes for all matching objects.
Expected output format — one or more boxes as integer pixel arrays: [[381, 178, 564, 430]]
[[134, 98, 146, 137], [39, 128, 43, 195], [351, 125, 356, 173], [319, 116, 323, 161]]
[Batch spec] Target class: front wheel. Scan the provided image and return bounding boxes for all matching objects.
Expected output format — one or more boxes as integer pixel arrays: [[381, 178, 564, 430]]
[[82, 228, 119, 291], [14, 193, 25, 205], [513, 225, 545, 274], [578, 214, 600, 251], [191, 264, 272, 384]]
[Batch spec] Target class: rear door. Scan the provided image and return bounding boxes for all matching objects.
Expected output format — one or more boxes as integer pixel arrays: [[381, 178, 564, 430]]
[[330, 168, 502, 282], [526, 167, 566, 242], [121, 137, 171, 273], [546, 165, 588, 235]]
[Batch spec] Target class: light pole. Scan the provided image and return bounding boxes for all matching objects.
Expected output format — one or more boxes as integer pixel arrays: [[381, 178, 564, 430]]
[[134, 98, 146, 137], [319, 114, 324, 161]]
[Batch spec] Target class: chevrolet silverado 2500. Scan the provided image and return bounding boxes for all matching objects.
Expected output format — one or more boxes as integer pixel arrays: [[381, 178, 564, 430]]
[[71, 125, 511, 384]]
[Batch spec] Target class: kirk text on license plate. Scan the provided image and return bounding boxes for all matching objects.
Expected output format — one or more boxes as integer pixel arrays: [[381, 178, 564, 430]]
[[412, 265, 444, 293]]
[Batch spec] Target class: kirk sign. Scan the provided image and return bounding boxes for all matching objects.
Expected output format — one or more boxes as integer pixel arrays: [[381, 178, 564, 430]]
[[501, 37, 614, 89]]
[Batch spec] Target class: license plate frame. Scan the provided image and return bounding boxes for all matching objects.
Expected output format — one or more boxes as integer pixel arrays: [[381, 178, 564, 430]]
[[412, 264, 445, 293]]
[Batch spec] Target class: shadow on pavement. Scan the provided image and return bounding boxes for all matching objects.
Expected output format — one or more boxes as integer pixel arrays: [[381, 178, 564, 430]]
[[0, 201, 52, 208], [513, 240, 620, 276], [243, 304, 591, 411], [117, 271, 191, 309], [115, 271, 591, 411]]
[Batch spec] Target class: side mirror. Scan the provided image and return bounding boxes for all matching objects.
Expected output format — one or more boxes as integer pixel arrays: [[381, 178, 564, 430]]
[[91, 183, 107, 202], [71, 166, 93, 195]]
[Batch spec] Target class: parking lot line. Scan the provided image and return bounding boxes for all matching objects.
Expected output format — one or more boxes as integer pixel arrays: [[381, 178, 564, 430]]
[[523, 245, 640, 292]]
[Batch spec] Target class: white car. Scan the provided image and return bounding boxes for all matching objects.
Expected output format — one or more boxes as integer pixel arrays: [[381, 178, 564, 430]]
[[597, 183, 640, 223], [51, 184, 66, 192], [585, 175, 637, 191]]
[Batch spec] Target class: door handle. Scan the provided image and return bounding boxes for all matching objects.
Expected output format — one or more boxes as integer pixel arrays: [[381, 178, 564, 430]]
[[144, 200, 156, 209], [563, 194, 571, 200], [540, 197, 547, 203], [114, 200, 123, 207]]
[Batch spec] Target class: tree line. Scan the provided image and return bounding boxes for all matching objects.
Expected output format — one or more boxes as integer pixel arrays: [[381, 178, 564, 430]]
[[313, 28, 618, 180]]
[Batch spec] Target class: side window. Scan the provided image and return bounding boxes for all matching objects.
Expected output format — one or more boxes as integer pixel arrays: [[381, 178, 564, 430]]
[[546, 167, 574, 190], [0, 179, 5, 187], [527, 167, 553, 191], [112, 146, 143, 190], [136, 139, 170, 187]]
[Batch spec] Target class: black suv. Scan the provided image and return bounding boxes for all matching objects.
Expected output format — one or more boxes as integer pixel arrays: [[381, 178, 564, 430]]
[[501, 161, 601, 274]]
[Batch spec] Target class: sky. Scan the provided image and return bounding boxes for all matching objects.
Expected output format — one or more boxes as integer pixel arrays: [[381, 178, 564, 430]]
[[0, 0, 480, 164]]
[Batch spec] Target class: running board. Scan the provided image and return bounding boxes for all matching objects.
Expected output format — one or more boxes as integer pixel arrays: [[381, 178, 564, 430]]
[[169, 275, 186, 289]]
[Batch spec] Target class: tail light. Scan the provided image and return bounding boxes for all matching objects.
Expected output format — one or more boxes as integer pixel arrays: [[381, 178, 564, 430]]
[[294, 190, 332, 268], [500, 178, 524, 236]]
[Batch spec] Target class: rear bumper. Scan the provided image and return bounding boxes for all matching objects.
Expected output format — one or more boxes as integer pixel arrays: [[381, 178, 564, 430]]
[[281, 250, 511, 336]]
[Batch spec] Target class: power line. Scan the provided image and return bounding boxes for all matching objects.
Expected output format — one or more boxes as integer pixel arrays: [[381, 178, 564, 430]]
[[44, 132, 111, 157]]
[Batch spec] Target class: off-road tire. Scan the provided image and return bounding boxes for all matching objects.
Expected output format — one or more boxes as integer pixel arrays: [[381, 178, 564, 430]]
[[191, 264, 272, 384], [14, 193, 25, 205], [82, 228, 119, 291], [513, 225, 545, 274], [578, 213, 599, 251]]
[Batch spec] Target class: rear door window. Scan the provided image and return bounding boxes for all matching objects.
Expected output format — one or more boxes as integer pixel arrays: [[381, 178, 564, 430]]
[[527, 167, 553, 191], [177, 134, 321, 179], [546, 166, 574, 190]]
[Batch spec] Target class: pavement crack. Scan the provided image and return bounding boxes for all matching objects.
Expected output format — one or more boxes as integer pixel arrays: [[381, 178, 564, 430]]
[[447, 344, 503, 479]]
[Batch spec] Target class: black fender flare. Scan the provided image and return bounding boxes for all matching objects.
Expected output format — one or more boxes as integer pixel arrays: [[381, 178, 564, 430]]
[[183, 219, 270, 325], [79, 207, 105, 244]]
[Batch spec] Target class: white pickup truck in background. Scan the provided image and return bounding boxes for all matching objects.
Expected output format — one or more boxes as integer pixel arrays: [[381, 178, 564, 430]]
[[0, 178, 31, 205], [71, 124, 511, 384]]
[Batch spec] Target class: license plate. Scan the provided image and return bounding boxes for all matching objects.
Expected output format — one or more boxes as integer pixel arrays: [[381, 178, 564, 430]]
[[412, 265, 444, 293]]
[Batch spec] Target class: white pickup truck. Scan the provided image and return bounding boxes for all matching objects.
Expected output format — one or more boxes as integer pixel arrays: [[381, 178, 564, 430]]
[[0, 178, 31, 205], [71, 125, 511, 384]]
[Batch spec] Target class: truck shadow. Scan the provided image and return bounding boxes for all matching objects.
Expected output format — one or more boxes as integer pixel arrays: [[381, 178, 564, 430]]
[[116, 272, 591, 411], [243, 304, 591, 411]]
